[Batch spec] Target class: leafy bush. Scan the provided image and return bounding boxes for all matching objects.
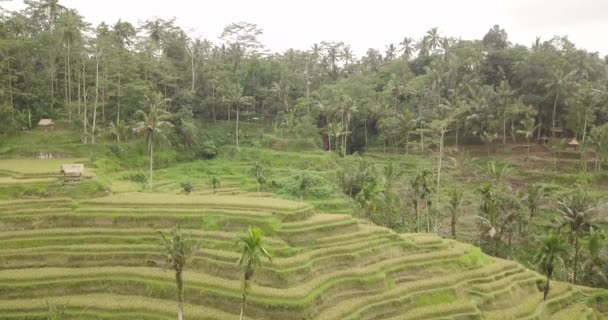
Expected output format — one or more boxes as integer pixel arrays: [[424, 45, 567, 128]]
[[196, 140, 218, 159], [181, 182, 193, 194], [273, 173, 334, 199], [123, 172, 147, 183]]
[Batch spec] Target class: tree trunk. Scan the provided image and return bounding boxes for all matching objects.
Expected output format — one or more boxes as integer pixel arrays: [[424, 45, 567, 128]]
[[451, 211, 456, 239], [236, 104, 240, 152], [364, 119, 368, 151], [543, 275, 551, 301], [64, 50, 69, 120], [149, 140, 154, 192], [77, 62, 81, 116], [573, 233, 579, 284], [117, 77, 121, 125], [67, 42, 72, 122], [191, 52, 195, 93], [212, 87, 216, 122], [239, 282, 247, 320], [435, 129, 445, 231], [551, 89, 559, 136], [425, 200, 430, 233], [82, 56, 88, 143], [7, 52, 14, 127], [92, 51, 99, 144], [414, 201, 419, 232], [176, 270, 184, 320], [582, 109, 588, 144]]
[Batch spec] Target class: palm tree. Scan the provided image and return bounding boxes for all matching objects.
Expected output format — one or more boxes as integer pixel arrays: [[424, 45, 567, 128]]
[[413, 170, 435, 232], [522, 184, 545, 227], [447, 191, 463, 239], [158, 226, 198, 320], [399, 37, 415, 60], [535, 234, 569, 303], [426, 27, 440, 53], [223, 83, 254, 152], [516, 115, 541, 159], [482, 161, 512, 184], [208, 175, 221, 195], [545, 65, 571, 135], [382, 161, 403, 228], [557, 186, 598, 284], [335, 95, 357, 155], [356, 181, 381, 220], [237, 226, 272, 320], [581, 229, 607, 286], [133, 94, 174, 191], [496, 80, 514, 144], [384, 43, 396, 61]]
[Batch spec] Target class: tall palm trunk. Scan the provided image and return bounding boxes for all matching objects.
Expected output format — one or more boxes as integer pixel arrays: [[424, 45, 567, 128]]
[[239, 279, 248, 320], [176, 270, 184, 320], [82, 56, 88, 143], [236, 104, 240, 152], [425, 200, 430, 232], [7, 51, 14, 127], [551, 89, 559, 136], [67, 42, 72, 122], [92, 51, 99, 144], [573, 233, 580, 283], [413, 200, 419, 232], [149, 139, 154, 192], [543, 274, 551, 300], [117, 77, 121, 125], [435, 129, 445, 230]]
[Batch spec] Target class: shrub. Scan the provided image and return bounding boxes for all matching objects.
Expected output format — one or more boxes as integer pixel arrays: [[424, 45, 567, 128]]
[[196, 140, 218, 159], [273, 173, 334, 199], [181, 182, 193, 194], [124, 172, 147, 184]]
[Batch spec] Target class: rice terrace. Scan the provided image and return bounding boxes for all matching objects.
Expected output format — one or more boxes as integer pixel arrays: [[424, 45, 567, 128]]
[[1, 0, 608, 319]]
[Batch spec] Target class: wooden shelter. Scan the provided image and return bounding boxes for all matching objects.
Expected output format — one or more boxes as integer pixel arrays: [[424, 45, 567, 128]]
[[551, 127, 564, 138], [38, 119, 55, 130], [567, 137, 580, 150], [60, 164, 84, 180]]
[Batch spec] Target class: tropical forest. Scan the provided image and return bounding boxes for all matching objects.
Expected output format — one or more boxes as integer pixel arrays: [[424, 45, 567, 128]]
[[0, 0, 607, 319]]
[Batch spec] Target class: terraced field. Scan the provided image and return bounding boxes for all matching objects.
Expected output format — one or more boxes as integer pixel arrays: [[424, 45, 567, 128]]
[[0, 192, 606, 319]]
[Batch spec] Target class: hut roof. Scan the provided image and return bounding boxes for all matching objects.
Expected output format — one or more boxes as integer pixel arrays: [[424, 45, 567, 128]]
[[38, 119, 54, 126], [568, 137, 579, 146], [60, 164, 84, 175]]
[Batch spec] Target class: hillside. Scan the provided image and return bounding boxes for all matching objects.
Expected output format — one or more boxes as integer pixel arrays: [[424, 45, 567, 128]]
[[0, 190, 606, 319]]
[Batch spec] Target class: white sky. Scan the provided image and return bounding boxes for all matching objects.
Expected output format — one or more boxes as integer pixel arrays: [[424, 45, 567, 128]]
[[4, 0, 608, 57]]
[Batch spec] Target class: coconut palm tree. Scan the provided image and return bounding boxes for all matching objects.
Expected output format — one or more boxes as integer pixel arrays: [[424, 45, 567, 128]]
[[413, 170, 435, 232], [223, 83, 254, 152], [522, 184, 545, 227], [334, 95, 357, 155], [581, 229, 607, 286], [557, 186, 598, 284], [356, 180, 382, 221], [133, 94, 174, 191], [545, 65, 571, 135], [447, 191, 463, 239], [382, 161, 403, 228], [208, 175, 220, 195], [425, 27, 440, 53], [535, 234, 569, 302], [516, 115, 540, 159], [237, 226, 272, 320], [158, 226, 199, 320], [496, 80, 514, 144], [399, 37, 415, 60]]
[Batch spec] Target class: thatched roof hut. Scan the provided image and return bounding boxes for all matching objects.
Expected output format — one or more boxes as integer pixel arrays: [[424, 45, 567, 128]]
[[38, 119, 54, 126], [60, 164, 84, 177], [567, 137, 579, 149]]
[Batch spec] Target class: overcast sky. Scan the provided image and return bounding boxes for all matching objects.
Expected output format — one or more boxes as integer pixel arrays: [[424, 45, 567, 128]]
[[4, 0, 608, 57]]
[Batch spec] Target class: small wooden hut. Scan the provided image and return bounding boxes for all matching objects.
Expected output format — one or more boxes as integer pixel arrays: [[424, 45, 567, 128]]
[[567, 137, 579, 150], [38, 119, 55, 130], [60, 164, 84, 181]]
